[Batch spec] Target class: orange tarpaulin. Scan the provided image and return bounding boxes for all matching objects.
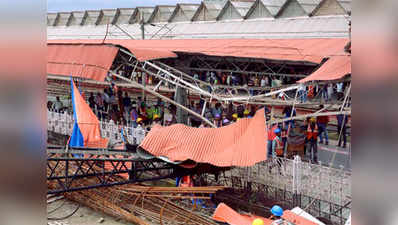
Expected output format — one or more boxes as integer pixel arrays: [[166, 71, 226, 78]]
[[298, 56, 351, 83], [139, 108, 267, 167], [70, 79, 109, 148], [48, 38, 349, 64], [212, 203, 319, 225], [48, 44, 119, 81], [212, 203, 272, 225]]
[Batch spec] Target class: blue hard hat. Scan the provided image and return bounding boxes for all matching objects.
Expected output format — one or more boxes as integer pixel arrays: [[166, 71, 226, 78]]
[[271, 205, 284, 217], [274, 128, 281, 133]]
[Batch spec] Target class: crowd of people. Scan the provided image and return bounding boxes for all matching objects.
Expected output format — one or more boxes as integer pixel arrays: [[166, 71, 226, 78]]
[[268, 106, 349, 164], [125, 68, 289, 88], [298, 82, 348, 103]]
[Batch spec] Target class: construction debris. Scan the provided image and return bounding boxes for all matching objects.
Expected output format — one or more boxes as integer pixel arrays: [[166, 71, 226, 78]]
[[47, 161, 223, 225]]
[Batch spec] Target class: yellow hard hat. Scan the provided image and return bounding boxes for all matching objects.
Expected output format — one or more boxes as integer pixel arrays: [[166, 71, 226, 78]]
[[136, 118, 143, 123], [310, 117, 316, 122], [252, 218, 264, 225], [244, 109, 249, 115], [232, 113, 238, 119], [153, 114, 160, 120]]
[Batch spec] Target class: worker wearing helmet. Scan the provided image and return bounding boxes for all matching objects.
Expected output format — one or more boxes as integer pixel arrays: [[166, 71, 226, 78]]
[[252, 218, 264, 225], [272, 128, 284, 158], [270, 205, 285, 224], [151, 114, 162, 127], [307, 117, 319, 164], [271, 127, 284, 174], [135, 117, 146, 144], [244, 109, 250, 118], [232, 113, 238, 122]]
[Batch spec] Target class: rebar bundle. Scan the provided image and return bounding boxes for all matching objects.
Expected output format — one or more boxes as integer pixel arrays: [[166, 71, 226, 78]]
[[47, 161, 222, 225]]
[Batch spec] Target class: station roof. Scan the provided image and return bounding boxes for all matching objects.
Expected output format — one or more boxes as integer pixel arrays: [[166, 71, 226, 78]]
[[47, 44, 119, 81], [298, 55, 351, 82], [48, 38, 349, 64]]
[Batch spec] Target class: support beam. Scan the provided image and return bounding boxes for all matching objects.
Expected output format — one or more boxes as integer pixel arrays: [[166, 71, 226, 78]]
[[176, 66, 308, 78], [269, 110, 351, 125], [112, 73, 216, 128]]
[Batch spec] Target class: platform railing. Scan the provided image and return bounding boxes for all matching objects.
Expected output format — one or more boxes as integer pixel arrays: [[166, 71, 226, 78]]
[[47, 110, 146, 145]]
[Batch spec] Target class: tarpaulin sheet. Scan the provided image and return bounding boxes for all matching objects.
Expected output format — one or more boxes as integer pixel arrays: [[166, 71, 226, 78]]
[[69, 78, 108, 148], [139, 108, 267, 167], [48, 38, 349, 64], [47, 44, 119, 81], [212, 203, 272, 225], [298, 56, 351, 83], [212, 203, 320, 225]]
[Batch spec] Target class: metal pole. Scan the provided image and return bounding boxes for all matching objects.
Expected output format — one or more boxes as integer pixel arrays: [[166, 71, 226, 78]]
[[141, 22, 145, 40], [142, 72, 146, 100], [140, 13, 145, 40]]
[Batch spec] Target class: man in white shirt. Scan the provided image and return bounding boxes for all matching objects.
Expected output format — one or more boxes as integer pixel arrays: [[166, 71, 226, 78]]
[[261, 77, 267, 87], [298, 84, 307, 103], [336, 82, 344, 100]]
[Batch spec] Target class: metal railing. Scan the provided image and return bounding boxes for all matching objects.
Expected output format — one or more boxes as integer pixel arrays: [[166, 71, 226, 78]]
[[47, 110, 146, 145], [204, 156, 351, 224]]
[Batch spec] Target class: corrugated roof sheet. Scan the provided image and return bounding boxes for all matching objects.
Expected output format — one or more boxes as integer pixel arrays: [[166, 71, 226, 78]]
[[192, 2, 225, 21], [48, 38, 348, 64], [231, 1, 254, 17], [311, 0, 347, 16], [132, 7, 155, 23], [84, 10, 102, 25], [245, 0, 273, 19], [47, 44, 119, 81], [69, 11, 86, 26], [139, 108, 267, 167], [277, 0, 307, 18], [337, 0, 351, 12], [298, 55, 350, 82], [98, 9, 119, 25], [57, 12, 72, 26], [116, 8, 135, 24], [169, 4, 200, 22], [262, 0, 289, 15], [48, 16, 349, 39], [212, 203, 272, 225], [218, 1, 248, 20], [149, 5, 176, 23], [48, 13, 58, 26], [297, 0, 323, 14]]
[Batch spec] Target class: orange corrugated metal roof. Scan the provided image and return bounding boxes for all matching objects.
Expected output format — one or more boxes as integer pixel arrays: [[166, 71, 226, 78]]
[[48, 38, 349, 64], [47, 44, 119, 80], [212, 203, 272, 225], [139, 108, 267, 167], [298, 55, 351, 83]]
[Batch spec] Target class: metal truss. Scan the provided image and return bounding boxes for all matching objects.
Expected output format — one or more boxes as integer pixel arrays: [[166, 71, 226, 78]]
[[47, 146, 176, 194], [110, 48, 351, 126]]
